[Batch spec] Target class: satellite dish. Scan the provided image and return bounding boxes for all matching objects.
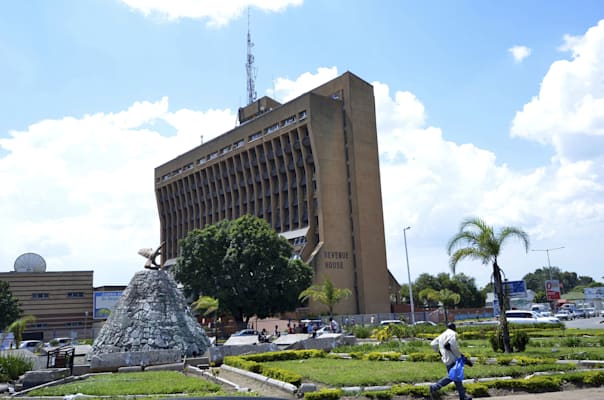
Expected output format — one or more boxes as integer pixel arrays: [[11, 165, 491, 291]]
[[14, 253, 47, 273]]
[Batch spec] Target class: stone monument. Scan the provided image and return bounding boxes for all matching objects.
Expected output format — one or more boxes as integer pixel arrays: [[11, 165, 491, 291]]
[[89, 243, 210, 371]]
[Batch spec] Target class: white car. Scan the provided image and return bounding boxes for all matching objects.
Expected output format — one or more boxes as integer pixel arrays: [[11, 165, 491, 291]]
[[506, 310, 560, 324], [379, 320, 405, 326], [554, 310, 574, 320], [18, 340, 42, 352]]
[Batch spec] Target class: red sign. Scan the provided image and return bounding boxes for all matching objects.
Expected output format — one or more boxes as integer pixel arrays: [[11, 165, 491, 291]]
[[545, 280, 561, 300]]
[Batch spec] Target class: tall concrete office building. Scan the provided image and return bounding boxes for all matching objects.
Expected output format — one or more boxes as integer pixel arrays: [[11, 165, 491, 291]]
[[155, 72, 390, 314]]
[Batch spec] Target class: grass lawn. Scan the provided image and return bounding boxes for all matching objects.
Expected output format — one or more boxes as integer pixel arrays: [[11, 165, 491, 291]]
[[267, 358, 576, 387], [27, 371, 223, 397]]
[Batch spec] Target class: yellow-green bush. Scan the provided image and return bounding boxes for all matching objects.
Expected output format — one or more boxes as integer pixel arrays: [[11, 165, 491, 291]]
[[304, 388, 342, 400], [262, 366, 302, 387]]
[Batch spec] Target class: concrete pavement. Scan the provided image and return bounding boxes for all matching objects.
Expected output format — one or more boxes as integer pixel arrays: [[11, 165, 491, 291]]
[[481, 388, 604, 400]]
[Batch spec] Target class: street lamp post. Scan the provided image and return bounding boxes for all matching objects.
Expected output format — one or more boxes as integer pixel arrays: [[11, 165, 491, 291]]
[[403, 226, 415, 325], [532, 247, 564, 280]]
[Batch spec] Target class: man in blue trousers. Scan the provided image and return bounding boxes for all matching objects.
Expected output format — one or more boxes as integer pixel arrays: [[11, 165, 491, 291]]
[[429, 323, 472, 400]]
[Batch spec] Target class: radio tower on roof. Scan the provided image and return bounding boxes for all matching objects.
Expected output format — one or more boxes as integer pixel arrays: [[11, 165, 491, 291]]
[[246, 8, 257, 105]]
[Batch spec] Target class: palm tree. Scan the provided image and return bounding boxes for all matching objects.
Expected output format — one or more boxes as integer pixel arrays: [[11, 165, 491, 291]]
[[447, 217, 529, 353], [191, 295, 219, 334], [192, 295, 219, 317], [419, 288, 461, 324], [298, 277, 352, 316], [5, 315, 36, 348]]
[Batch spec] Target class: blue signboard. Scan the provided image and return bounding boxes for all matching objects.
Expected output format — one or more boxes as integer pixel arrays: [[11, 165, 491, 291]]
[[93, 291, 123, 319], [503, 280, 527, 298]]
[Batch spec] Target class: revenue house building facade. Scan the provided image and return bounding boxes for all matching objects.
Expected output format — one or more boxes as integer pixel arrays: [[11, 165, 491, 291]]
[[155, 72, 391, 314]]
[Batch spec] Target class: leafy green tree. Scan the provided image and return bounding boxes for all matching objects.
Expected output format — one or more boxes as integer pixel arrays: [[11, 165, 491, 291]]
[[0, 281, 21, 330], [418, 288, 460, 324], [175, 215, 313, 323], [448, 217, 529, 353], [533, 291, 547, 303], [298, 277, 352, 316], [411, 272, 484, 308]]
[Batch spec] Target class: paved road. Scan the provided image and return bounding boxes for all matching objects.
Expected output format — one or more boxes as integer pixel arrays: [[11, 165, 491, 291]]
[[564, 316, 604, 329]]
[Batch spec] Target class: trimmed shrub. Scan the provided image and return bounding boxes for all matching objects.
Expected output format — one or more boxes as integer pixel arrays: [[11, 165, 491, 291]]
[[304, 388, 342, 400], [223, 356, 261, 373], [465, 383, 489, 397], [351, 325, 373, 339], [261, 366, 302, 387], [511, 331, 530, 351]]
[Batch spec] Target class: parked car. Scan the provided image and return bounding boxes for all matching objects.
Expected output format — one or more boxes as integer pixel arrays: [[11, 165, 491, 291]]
[[379, 320, 405, 326], [413, 320, 437, 326], [574, 309, 586, 318], [18, 340, 42, 352], [231, 329, 258, 336], [579, 307, 596, 318], [506, 310, 560, 324], [554, 309, 574, 320]]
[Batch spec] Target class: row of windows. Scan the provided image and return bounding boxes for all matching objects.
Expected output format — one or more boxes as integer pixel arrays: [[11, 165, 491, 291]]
[[158, 126, 317, 259], [160, 110, 308, 182], [31, 292, 85, 299]]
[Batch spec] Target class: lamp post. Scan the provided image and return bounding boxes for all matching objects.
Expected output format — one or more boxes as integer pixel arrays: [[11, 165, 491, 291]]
[[403, 226, 415, 324], [532, 247, 564, 280]]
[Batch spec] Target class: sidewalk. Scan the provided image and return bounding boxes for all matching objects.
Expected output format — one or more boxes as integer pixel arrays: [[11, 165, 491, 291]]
[[483, 388, 604, 400]]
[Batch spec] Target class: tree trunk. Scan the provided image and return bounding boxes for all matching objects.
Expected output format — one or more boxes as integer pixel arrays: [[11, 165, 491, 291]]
[[493, 261, 512, 353]]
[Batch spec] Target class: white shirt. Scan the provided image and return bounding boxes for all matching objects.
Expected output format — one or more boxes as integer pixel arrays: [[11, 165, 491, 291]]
[[430, 328, 462, 366]]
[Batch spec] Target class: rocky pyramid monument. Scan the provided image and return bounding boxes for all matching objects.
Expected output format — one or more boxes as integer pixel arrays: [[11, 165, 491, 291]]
[[89, 244, 210, 370]]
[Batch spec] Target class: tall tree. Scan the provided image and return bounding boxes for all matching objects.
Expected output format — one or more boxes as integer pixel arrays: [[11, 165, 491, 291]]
[[175, 215, 313, 323], [448, 217, 529, 353], [411, 272, 484, 308], [418, 288, 461, 324], [298, 277, 352, 316], [0, 281, 21, 331]]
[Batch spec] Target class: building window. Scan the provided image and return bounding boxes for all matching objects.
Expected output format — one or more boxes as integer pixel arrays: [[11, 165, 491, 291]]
[[67, 292, 84, 298], [265, 123, 279, 134], [249, 131, 262, 141], [32, 293, 49, 299], [299, 110, 307, 120]]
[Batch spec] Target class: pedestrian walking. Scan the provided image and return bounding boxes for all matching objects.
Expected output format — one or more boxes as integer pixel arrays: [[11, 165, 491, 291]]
[[429, 322, 472, 400]]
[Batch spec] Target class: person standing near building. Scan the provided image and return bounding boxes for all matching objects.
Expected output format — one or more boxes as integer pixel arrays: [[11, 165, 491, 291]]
[[329, 317, 339, 333], [429, 323, 472, 400]]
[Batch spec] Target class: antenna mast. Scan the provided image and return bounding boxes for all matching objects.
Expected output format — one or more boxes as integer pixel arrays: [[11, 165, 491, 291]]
[[246, 8, 257, 105]]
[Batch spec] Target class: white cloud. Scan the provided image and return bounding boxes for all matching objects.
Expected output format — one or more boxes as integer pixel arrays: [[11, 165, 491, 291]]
[[119, 0, 303, 27], [267, 66, 339, 102], [508, 45, 532, 63], [0, 99, 236, 284], [511, 20, 604, 162]]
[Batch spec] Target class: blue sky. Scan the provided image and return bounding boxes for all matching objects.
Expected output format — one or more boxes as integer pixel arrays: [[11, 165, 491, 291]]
[[1, 1, 603, 290]]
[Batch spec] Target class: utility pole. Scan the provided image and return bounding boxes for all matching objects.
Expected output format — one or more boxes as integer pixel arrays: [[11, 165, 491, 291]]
[[403, 226, 415, 324], [532, 247, 564, 280]]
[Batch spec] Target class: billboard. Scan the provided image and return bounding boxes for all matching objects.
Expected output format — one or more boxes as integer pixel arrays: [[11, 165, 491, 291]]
[[584, 287, 604, 300], [93, 291, 123, 319], [503, 280, 527, 298], [545, 280, 561, 300]]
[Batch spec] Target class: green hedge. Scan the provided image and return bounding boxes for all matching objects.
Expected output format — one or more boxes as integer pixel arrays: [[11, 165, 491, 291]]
[[304, 388, 342, 400]]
